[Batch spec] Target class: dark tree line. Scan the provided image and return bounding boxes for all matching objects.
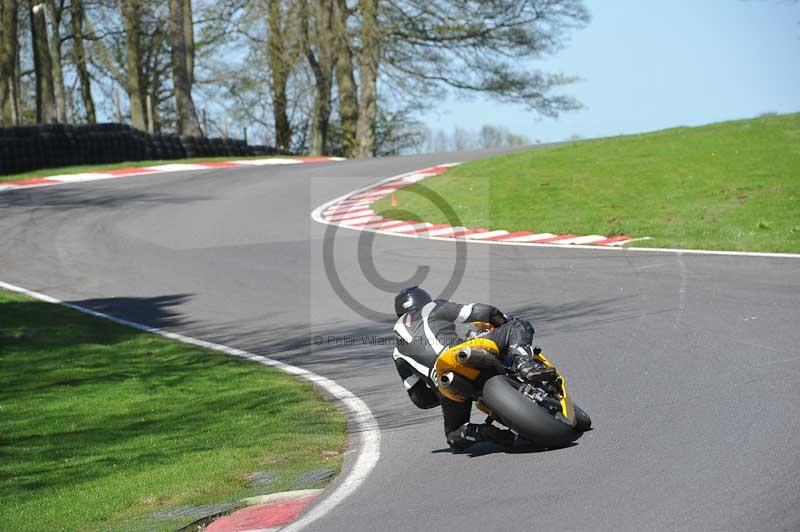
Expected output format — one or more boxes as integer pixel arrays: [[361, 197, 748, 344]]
[[0, 0, 589, 157]]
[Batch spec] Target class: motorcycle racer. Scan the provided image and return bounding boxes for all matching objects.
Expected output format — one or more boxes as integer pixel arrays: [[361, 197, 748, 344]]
[[392, 286, 552, 451]]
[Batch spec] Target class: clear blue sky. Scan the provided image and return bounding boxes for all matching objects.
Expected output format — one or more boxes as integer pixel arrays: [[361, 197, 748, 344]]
[[428, 0, 800, 142]]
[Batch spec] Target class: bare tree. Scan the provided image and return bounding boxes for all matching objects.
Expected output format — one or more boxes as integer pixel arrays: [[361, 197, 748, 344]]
[[88, 0, 172, 131], [382, 0, 589, 115], [432, 128, 448, 153], [2, 0, 585, 159], [30, 1, 57, 123], [0, 0, 19, 124], [373, 104, 424, 155], [452, 126, 473, 151], [199, 1, 313, 150], [267, 0, 296, 151], [44, 0, 66, 122], [344, 0, 587, 157], [182, 0, 193, 83], [480, 125, 528, 148], [354, 0, 378, 157], [302, 0, 334, 155], [168, 0, 201, 135], [120, 0, 147, 130], [479, 125, 499, 149], [332, 0, 357, 156], [141, 20, 172, 132], [70, 0, 95, 123]]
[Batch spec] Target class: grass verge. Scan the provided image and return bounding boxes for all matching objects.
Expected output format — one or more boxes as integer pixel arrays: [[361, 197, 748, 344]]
[[0, 288, 345, 531], [0, 155, 290, 183], [373, 113, 800, 253]]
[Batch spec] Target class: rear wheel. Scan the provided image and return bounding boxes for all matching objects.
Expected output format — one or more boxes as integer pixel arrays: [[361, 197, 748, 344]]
[[481, 375, 580, 449]]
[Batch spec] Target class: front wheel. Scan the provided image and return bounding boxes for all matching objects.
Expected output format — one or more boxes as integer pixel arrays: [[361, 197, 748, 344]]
[[574, 403, 592, 432], [481, 375, 581, 448]]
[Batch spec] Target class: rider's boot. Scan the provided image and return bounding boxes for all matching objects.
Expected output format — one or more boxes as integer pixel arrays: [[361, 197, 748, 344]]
[[510, 345, 556, 382], [447, 422, 516, 451], [476, 423, 516, 447]]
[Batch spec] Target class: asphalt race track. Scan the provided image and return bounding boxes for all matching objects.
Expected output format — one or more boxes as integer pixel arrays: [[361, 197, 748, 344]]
[[2, 152, 799, 532]]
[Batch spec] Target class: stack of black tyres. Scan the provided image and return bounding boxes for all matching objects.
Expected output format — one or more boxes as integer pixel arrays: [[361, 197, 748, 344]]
[[0, 128, 13, 174], [209, 137, 224, 157], [179, 135, 196, 158], [223, 138, 237, 156], [170, 135, 186, 159], [0, 122, 278, 176], [7, 126, 42, 174], [151, 134, 165, 160], [0, 127, 17, 174]]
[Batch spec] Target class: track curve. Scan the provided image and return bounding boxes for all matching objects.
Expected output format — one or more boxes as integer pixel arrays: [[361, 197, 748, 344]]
[[1, 151, 799, 532]]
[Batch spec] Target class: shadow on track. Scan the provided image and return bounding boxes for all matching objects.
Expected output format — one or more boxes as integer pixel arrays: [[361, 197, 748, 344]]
[[70, 294, 194, 329], [0, 187, 211, 210], [431, 440, 582, 458], [182, 295, 636, 373], [50, 293, 622, 435]]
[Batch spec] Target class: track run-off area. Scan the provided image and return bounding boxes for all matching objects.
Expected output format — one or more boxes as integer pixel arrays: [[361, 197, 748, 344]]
[[1, 151, 799, 532]]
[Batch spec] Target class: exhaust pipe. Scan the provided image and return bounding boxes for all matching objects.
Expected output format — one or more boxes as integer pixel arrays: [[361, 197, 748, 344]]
[[457, 346, 504, 370], [455, 348, 471, 364], [438, 371, 456, 387], [438, 371, 475, 399]]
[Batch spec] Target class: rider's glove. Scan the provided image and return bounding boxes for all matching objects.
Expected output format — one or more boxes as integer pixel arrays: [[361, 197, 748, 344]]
[[517, 359, 556, 382]]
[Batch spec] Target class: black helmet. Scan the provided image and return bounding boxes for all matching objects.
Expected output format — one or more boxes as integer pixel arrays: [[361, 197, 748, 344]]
[[395, 286, 432, 317]]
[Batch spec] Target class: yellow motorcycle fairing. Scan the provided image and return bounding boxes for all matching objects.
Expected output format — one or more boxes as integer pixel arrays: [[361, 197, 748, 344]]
[[534, 350, 575, 424], [433, 335, 576, 427], [433, 337, 500, 403]]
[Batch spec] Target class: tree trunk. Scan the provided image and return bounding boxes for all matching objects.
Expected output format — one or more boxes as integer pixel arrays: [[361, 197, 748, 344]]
[[307, 0, 334, 156], [10, 25, 19, 124], [30, 2, 57, 123], [267, 0, 291, 151], [45, 0, 65, 122], [149, 64, 162, 133], [168, 0, 201, 135], [70, 0, 95, 123], [0, 0, 18, 125], [355, 0, 378, 158], [0, 0, 5, 121], [333, 0, 357, 157], [182, 0, 193, 85], [120, 0, 146, 130], [143, 24, 168, 133], [308, 55, 332, 156]]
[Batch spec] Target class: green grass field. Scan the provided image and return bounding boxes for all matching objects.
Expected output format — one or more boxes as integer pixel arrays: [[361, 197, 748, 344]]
[[0, 155, 288, 183], [374, 113, 800, 253], [0, 289, 345, 531]]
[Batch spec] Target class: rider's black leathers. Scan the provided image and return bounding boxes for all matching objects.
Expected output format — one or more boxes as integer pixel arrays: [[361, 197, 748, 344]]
[[392, 299, 534, 448]]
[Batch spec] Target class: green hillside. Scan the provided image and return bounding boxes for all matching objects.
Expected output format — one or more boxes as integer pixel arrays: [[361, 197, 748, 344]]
[[374, 113, 800, 253]]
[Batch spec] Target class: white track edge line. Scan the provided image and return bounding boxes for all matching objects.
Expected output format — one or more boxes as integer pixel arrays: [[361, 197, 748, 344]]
[[0, 158, 346, 194], [309, 164, 459, 225], [310, 166, 800, 260], [0, 279, 380, 532]]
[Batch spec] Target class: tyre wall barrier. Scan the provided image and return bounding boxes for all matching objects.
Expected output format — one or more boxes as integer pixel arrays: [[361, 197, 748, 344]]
[[0, 123, 278, 176]]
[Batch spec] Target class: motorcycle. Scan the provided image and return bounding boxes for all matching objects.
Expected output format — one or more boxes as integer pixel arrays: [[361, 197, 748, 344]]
[[433, 322, 591, 448]]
